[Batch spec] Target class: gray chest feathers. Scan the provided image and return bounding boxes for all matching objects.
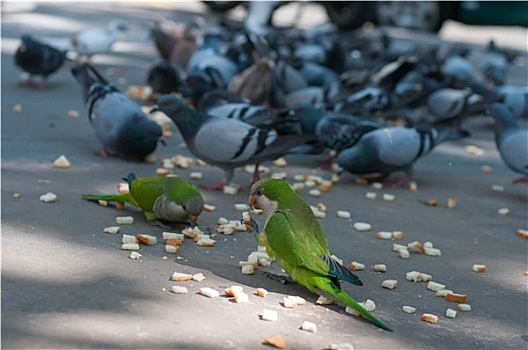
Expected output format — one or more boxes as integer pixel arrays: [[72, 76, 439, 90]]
[[153, 195, 188, 222]]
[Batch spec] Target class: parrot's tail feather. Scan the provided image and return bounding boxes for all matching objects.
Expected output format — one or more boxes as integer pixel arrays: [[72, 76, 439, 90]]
[[81, 193, 133, 204], [316, 278, 393, 332]]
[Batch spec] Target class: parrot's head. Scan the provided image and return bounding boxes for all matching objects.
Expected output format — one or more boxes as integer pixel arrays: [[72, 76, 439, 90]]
[[184, 194, 205, 225], [248, 178, 290, 217]]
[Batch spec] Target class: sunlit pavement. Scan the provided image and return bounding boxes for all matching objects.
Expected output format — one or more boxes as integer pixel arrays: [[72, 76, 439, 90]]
[[2, 2, 527, 349]]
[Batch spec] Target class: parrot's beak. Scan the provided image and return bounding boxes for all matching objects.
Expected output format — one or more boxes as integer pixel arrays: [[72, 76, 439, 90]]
[[248, 195, 259, 210], [187, 214, 199, 226]]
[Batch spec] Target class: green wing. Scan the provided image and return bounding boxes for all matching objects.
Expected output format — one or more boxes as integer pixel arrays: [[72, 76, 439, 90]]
[[129, 177, 170, 211], [265, 209, 330, 277]]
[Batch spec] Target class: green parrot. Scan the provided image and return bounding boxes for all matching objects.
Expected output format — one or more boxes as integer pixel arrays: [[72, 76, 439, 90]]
[[82, 173, 204, 226], [247, 178, 392, 332]]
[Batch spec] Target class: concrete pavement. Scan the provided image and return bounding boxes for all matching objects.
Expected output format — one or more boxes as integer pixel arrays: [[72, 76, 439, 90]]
[[2, 2, 527, 349]]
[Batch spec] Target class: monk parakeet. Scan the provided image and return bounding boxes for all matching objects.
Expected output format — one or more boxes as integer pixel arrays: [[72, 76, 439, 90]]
[[82, 173, 204, 226], [247, 178, 392, 332]]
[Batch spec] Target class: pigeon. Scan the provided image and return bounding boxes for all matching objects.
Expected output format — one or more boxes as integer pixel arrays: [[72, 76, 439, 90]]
[[71, 62, 163, 160], [426, 87, 490, 128], [489, 103, 528, 183], [150, 16, 204, 68], [152, 94, 314, 190], [196, 88, 250, 111], [205, 102, 301, 135], [227, 58, 275, 105], [495, 85, 528, 120], [71, 19, 127, 58], [336, 126, 468, 186], [14, 34, 69, 89], [146, 60, 182, 95], [480, 40, 508, 86]]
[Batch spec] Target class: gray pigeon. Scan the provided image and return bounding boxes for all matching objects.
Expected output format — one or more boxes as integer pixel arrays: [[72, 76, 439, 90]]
[[71, 62, 162, 160], [489, 103, 528, 183], [480, 40, 508, 86], [71, 19, 127, 58], [426, 87, 490, 127], [152, 94, 314, 190], [336, 126, 468, 186], [14, 34, 69, 89]]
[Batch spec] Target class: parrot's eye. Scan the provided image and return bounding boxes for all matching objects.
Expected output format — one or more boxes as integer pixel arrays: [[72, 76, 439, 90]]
[[256, 189, 263, 196]]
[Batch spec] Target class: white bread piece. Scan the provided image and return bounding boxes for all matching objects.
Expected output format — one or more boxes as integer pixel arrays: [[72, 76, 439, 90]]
[[301, 321, 317, 333], [407, 241, 425, 253], [171, 286, 188, 294], [234, 292, 249, 303], [516, 229, 528, 239], [103, 226, 120, 234], [328, 342, 353, 350], [349, 261, 365, 271], [398, 249, 410, 259], [234, 203, 249, 211], [282, 297, 297, 308], [122, 234, 138, 244], [424, 247, 442, 256], [427, 281, 446, 291], [190, 172, 202, 180], [472, 264, 486, 273], [336, 210, 351, 219], [287, 296, 306, 305], [261, 309, 278, 322], [225, 286, 244, 297], [436, 289, 453, 298], [120, 243, 140, 251], [383, 193, 395, 202], [446, 292, 467, 303], [165, 245, 180, 254], [353, 222, 372, 232], [392, 231, 404, 240], [263, 335, 286, 349], [53, 155, 71, 168], [256, 288, 268, 298], [374, 264, 387, 272], [382, 279, 398, 289], [203, 204, 215, 212], [402, 306, 417, 314], [406, 271, 422, 282], [316, 295, 334, 305], [192, 273, 205, 282], [421, 313, 438, 323], [241, 264, 255, 275], [198, 287, 219, 298], [162, 231, 184, 241], [39, 192, 58, 203], [196, 236, 216, 247], [115, 216, 134, 225], [376, 231, 393, 240], [392, 243, 408, 252], [365, 192, 377, 200], [171, 272, 193, 281], [457, 303, 472, 311], [446, 308, 457, 318], [129, 251, 142, 260], [136, 234, 157, 245]]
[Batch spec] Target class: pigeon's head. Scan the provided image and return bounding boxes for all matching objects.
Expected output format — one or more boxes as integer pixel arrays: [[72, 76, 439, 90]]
[[335, 146, 366, 175], [108, 19, 128, 33], [151, 95, 189, 117]]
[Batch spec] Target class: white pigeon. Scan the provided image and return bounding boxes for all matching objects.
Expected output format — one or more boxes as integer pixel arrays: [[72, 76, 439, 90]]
[[71, 20, 127, 57]]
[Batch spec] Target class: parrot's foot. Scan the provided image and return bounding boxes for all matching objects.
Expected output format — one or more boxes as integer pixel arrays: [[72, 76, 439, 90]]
[[147, 219, 173, 229], [241, 218, 259, 233], [262, 271, 293, 285]]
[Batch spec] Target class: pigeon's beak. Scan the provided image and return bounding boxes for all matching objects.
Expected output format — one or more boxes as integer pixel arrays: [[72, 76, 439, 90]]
[[187, 214, 199, 226], [150, 105, 159, 113]]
